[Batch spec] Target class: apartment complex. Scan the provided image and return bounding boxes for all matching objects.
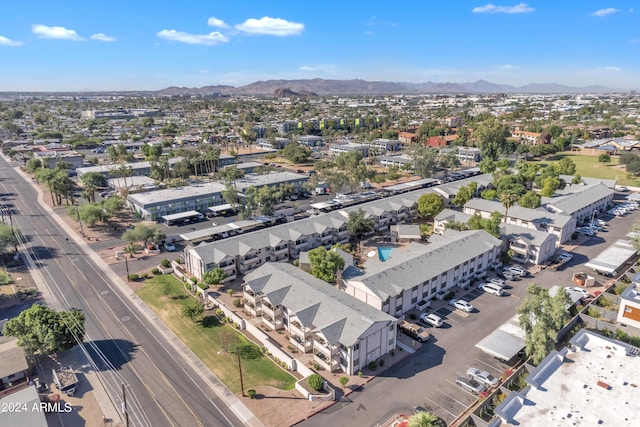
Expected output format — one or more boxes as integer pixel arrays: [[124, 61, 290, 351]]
[[341, 230, 502, 316], [242, 263, 397, 375]]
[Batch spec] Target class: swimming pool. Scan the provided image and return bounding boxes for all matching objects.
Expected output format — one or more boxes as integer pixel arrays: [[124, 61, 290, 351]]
[[378, 246, 393, 261]]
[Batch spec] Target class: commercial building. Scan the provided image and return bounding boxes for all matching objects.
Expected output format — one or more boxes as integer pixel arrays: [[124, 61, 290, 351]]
[[341, 229, 502, 316], [328, 142, 369, 157], [242, 263, 397, 374], [76, 157, 184, 179], [494, 329, 640, 426], [617, 277, 640, 329]]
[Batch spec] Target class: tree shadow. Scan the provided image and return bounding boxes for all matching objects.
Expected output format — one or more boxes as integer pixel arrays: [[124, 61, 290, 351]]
[[84, 339, 139, 371], [200, 315, 222, 328]]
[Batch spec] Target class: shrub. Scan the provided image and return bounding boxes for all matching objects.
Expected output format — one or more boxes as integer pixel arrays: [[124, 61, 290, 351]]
[[128, 273, 139, 281], [190, 277, 198, 284], [160, 259, 171, 268], [358, 370, 363, 378], [151, 267, 160, 275], [141, 272, 149, 279], [215, 308, 224, 317], [313, 363, 321, 370], [409, 313, 417, 320], [339, 376, 349, 388], [198, 283, 209, 290], [379, 359, 385, 367], [247, 389, 256, 399], [0, 270, 11, 285], [293, 259, 299, 266], [227, 288, 234, 296], [614, 281, 631, 295], [444, 291, 455, 300], [232, 298, 242, 307], [368, 360, 378, 370], [308, 374, 324, 391], [224, 316, 231, 323]]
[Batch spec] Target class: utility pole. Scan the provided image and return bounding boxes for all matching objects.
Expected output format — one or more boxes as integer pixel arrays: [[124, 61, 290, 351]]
[[74, 203, 85, 238], [122, 383, 129, 427], [124, 256, 130, 282]]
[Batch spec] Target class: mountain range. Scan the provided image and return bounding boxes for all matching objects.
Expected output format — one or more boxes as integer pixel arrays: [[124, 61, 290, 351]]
[[157, 78, 628, 96]]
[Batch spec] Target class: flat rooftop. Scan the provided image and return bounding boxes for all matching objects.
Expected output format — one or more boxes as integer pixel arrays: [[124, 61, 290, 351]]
[[498, 330, 640, 426]]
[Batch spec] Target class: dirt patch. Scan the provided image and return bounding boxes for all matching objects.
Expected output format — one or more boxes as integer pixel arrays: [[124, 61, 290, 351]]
[[0, 265, 41, 309]]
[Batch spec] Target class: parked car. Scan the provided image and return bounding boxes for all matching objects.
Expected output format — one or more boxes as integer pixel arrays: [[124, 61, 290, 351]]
[[449, 299, 474, 313], [456, 376, 486, 395], [489, 260, 503, 270], [164, 242, 176, 252], [499, 269, 520, 281], [617, 185, 629, 192], [416, 299, 431, 311], [506, 265, 526, 277], [568, 286, 590, 300], [419, 313, 444, 328], [576, 227, 594, 236], [478, 283, 504, 296], [466, 367, 499, 388], [488, 277, 506, 288], [211, 222, 219, 226], [557, 252, 574, 263]]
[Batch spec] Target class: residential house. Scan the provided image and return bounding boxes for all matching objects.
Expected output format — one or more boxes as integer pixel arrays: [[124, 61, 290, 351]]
[[398, 132, 416, 144], [243, 263, 397, 374]]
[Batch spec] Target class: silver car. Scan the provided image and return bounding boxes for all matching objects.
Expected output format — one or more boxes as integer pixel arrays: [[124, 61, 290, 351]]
[[467, 367, 499, 388], [456, 376, 486, 394]]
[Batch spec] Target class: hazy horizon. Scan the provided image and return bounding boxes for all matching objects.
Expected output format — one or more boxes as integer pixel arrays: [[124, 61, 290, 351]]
[[1, 1, 639, 91]]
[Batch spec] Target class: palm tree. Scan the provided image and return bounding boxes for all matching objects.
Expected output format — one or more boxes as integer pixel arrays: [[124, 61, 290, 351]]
[[408, 411, 441, 427], [499, 191, 520, 223]]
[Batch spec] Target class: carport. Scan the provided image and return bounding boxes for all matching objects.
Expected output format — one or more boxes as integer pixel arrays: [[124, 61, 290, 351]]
[[584, 239, 636, 276], [475, 314, 525, 362]]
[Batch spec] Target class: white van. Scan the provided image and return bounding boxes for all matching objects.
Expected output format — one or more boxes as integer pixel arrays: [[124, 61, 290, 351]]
[[479, 283, 505, 296]]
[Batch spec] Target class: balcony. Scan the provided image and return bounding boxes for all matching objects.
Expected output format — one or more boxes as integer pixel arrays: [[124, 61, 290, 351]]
[[262, 302, 283, 319], [243, 291, 257, 305], [273, 246, 288, 255], [321, 233, 333, 243], [290, 334, 313, 353], [245, 301, 260, 316], [314, 340, 339, 359], [509, 244, 528, 255], [313, 351, 340, 372], [261, 313, 284, 331]]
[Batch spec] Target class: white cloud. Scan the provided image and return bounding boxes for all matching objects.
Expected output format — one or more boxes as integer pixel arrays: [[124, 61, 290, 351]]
[[32, 24, 83, 40], [235, 16, 304, 36], [207, 17, 229, 29], [0, 35, 23, 46], [90, 33, 116, 42], [472, 3, 535, 14], [574, 66, 623, 77], [157, 29, 229, 45], [604, 66, 622, 72], [631, 38, 640, 44], [365, 30, 374, 36], [495, 64, 519, 69], [299, 66, 316, 72], [591, 8, 619, 17]]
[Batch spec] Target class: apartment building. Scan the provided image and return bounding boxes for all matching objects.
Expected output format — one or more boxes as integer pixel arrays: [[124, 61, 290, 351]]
[[617, 277, 640, 329], [341, 230, 502, 316], [464, 198, 576, 245], [542, 182, 614, 224], [242, 263, 397, 374]]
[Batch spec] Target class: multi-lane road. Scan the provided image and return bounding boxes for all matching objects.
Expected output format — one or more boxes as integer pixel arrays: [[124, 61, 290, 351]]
[[0, 156, 245, 427]]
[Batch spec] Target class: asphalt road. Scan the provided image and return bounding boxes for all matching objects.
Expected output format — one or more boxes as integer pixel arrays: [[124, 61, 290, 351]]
[[0, 156, 244, 427], [299, 192, 640, 426]]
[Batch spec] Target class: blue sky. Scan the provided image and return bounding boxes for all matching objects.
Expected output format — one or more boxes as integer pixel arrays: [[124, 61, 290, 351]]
[[1, 1, 639, 91]]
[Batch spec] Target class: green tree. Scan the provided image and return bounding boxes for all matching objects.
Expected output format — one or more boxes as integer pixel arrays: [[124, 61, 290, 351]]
[[2, 304, 85, 357], [69, 203, 106, 227], [452, 182, 477, 207], [475, 121, 511, 161], [540, 176, 561, 197], [122, 224, 165, 246], [0, 223, 19, 254], [478, 157, 496, 174], [307, 247, 346, 283], [517, 284, 571, 364], [203, 268, 227, 285], [347, 208, 375, 240], [408, 411, 441, 427], [417, 193, 444, 219], [626, 160, 640, 176], [499, 191, 520, 222], [182, 300, 204, 322], [408, 144, 439, 178], [598, 153, 611, 164], [282, 144, 311, 163], [481, 189, 498, 200], [556, 157, 576, 175], [518, 190, 541, 209]]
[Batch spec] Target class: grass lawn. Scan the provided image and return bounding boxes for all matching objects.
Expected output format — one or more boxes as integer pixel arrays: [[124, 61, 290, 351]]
[[136, 275, 296, 393], [530, 152, 640, 187]]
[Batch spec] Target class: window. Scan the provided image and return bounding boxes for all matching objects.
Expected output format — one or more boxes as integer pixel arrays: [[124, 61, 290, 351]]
[[390, 325, 394, 332], [411, 296, 418, 304], [353, 359, 359, 369], [389, 338, 394, 346], [353, 343, 360, 351]]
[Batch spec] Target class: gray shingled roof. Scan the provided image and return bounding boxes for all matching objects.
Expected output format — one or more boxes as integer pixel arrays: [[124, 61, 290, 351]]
[[541, 182, 614, 216], [243, 263, 396, 347], [500, 223, 555, 246], [343, 229, 502, 300], [464, 198, 573, 227]]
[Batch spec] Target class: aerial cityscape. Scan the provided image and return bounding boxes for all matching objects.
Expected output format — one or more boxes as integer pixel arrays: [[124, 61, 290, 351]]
[[1, 2, 640, 427]]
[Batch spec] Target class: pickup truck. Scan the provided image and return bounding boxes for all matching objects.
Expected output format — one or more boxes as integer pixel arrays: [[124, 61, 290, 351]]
[[397, 320, 431, 343]]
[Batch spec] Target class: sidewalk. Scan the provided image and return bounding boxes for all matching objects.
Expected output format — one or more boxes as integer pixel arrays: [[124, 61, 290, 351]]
[[9, 159, 262, 427]]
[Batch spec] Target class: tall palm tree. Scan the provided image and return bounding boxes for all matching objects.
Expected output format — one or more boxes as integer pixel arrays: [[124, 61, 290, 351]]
[[500, 191, 520, 223]]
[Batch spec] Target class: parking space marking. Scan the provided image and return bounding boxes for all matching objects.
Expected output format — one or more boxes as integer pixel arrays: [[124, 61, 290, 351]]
[[474, 357, 505, 374], [423, 396, 457, 419], [438, 389, 470, 408], [446, 379, 478, 398]]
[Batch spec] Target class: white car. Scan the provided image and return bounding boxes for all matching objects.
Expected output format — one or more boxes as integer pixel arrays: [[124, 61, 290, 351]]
[[419, 313, 444, 328], [467, 368, 499, 388], [557, 252, 573, 263], [488, 277, 506, 288], [569, 286, 590, 300], [507, 265, 526, 277], [211, 222, 219, 226], [449, 299, 474, 313], [478, 283, 504, 296], [163, 242, 176, 252]]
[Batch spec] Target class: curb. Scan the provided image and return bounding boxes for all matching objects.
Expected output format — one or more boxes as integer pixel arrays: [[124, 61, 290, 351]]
[[11, 163, 263, 427]]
